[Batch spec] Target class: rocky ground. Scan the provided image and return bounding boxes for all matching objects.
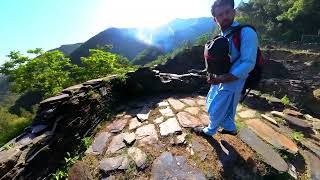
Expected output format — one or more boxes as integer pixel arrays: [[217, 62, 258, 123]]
[[69, 91, 320, 180]]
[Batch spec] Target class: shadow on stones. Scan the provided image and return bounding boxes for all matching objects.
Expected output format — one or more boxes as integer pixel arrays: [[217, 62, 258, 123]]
[[242, 93, 284, 113], [203, 136, 261, 179]]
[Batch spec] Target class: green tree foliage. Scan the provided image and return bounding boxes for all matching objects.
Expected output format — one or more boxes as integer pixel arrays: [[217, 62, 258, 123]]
[[0, 49, 73, 98], [131, 47, 164, 66], [146, 46, 190, 67], [236, 0, 320, 42], [71, 49, 135, 82]]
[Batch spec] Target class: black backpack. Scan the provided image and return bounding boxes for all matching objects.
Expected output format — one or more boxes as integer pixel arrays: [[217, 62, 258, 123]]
[[204, 35, 231, 77], [226, 25, 265, 101]]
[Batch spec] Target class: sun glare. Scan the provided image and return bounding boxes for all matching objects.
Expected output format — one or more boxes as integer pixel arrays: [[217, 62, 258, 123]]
[[97, 0, 212, 28]]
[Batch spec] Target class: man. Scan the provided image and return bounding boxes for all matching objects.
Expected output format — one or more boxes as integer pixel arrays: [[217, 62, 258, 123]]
[[194, 0, 258, 136]]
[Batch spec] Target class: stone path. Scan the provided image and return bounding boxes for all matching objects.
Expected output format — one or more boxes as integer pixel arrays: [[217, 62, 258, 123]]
[[77, 93, 320, 179]]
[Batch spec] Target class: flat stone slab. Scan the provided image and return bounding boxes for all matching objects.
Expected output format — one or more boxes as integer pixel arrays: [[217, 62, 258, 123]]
[[199, 113, 210, 126], [301, 140, 320, 158], [240, 128, 288, 172], [177, 112, 203, 128], [184, 107, 199, 115], [123, 133, 136, 146], [304, 151, 320, 180], [40, 94, 69, 104], [17, 133, 35, 146], [127, 147, 147, 169], [196, 99, 206, 106], [245, 119, 298, 154], [191, 140, 207, 161], [135, 124, 157, 139], [271, 111, 313, 130], [266, 96, 282, 104], [201, 106, 207, 112], [0, 148, 21, 177], [137, 105, 152, 121], [157, 101, 169, 107], [30, 125, 48, 134], [151, 152, 206, 180], [135, 124, 159, 145], [159, 107, 175, 117], [283, 109, 303, 117], [238, 109, 257, 119], [236, 104, 245, 112], [84, 77, 106, 85], [128, 117, 142, 130], [175, 133, 187, 144], [261, 114, 278, 126], [138, 134, 159, 145], [100, 156, 129, 172], [154, 117, 164, 124], [180, 98, 197, 106], [106, 133, 126, 154], [62, 84, 83, 92], [168, 98, 185, 111], [106, 119, 127, 133], [159, 118, 182, 136], [92, 132, 111, 154]]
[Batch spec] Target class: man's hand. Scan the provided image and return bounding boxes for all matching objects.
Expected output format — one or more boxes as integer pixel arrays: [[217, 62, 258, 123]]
[[207, 73, 239, 84], [207, 76, 222, 84]]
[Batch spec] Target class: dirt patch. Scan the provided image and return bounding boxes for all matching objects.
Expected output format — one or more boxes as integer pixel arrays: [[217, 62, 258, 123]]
[[264, 49, 320, 62]]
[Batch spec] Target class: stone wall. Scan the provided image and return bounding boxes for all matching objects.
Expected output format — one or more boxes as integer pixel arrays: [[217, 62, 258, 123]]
[[0, 68, 207, 179]]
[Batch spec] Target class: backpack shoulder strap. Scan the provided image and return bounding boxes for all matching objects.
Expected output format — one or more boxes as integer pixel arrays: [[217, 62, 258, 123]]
[[226, 24, 257, 51]]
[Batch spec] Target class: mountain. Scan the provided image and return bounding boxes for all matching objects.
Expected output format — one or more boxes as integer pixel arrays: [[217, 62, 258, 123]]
[[51, 43, 83, 56], [144, 17, 215, 51], [69, 28, 153, 65], [69, 17, 215, 65]]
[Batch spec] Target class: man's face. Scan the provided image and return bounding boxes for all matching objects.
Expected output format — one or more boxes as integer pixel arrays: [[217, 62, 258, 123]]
[[213, 5, 235, 30]]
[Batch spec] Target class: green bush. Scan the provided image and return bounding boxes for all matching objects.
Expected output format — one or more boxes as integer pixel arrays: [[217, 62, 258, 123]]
[[280, 95, 290, 105], [0, 107, 33, 146]]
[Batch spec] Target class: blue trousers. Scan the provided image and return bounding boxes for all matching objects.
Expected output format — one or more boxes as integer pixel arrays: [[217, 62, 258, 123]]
[[203, 84, 243, 136]]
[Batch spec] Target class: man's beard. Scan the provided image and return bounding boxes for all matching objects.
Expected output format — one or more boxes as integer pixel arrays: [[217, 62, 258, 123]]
[[220, 19, 233, 30]]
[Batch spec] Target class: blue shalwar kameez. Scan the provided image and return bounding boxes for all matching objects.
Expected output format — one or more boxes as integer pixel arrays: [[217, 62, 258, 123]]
[[203, 21, 258, 136]]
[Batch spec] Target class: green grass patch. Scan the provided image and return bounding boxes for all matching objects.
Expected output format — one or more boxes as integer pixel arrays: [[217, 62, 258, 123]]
[[123, 159, 137, 179], [280, 95, 290, 106], [235, 115, 247, 130], [235, 120, 246, 130], [185, 134, 193, 144], [81, 137, 92, 149], [291, 131, 304, 142], [51, 152, 80, 180]]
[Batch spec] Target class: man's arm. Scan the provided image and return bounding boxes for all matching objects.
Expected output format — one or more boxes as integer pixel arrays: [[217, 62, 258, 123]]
[[208, 27, 258, 84]]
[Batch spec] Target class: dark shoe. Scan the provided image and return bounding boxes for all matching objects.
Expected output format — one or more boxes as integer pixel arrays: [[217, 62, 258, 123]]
[[192, 126, 212, 138], [218, 129, 238, 136]]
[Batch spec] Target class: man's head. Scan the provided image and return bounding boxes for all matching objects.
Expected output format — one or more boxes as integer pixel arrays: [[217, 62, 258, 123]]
[[211, 0, 235, 31]]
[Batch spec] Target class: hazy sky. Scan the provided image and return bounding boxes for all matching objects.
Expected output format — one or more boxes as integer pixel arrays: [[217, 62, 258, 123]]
[[0, 0, 243, 65]]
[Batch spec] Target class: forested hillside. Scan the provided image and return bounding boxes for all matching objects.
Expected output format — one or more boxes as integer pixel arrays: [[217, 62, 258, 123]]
[[236, 0, 320, 42]]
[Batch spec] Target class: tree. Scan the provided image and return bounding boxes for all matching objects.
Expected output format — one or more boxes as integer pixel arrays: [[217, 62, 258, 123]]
[[236, 0, 320, 42], [71, 49, 135, 82], [131, 47, 164, 66], [0, 49, 73, 98]]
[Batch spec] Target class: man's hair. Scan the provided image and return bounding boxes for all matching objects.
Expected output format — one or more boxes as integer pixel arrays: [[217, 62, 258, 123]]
[[211, 0, 234, 16]]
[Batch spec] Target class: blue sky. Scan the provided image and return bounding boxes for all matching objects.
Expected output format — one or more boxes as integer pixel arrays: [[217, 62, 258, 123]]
[[0, 0, 243, 65]]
